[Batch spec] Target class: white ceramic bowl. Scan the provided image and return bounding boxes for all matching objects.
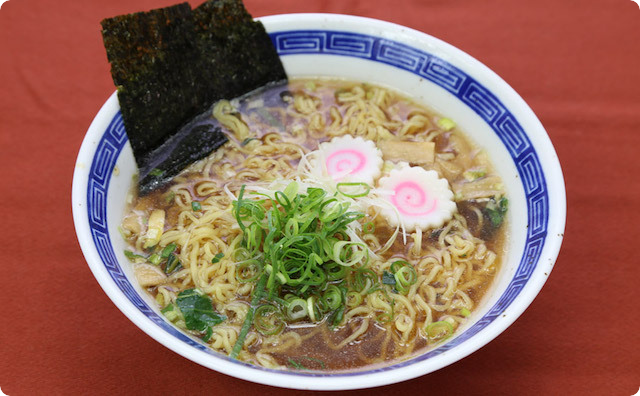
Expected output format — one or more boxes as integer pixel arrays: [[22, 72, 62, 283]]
[[72, 14, 566, 391]]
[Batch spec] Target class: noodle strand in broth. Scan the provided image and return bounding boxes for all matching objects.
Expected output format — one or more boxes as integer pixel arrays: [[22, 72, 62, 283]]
[[121, 78, 508, 371]]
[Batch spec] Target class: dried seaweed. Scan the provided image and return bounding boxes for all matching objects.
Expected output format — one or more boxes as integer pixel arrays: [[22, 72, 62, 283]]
[[101, 0, 287, 194]]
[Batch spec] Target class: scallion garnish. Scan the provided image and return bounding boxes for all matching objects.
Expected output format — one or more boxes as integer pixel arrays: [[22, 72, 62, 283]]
[[336, 182, 371, 198], [349, 267, 379, 294], [232, 181, 367, 306], [425, 320, 454, 343], [363, 221, 375, 234], [235, 259, 263, 283], [165, 254, 181, 274], [345, 291, 363, 308], [230, 274, 267, 359], [191, 201, 202, 211], [254, 304, 285, 335], [390, 260, 418, 294], [321, 285, 343, 311], [161, 243, 177, 258], [148, 253, 161, 265]]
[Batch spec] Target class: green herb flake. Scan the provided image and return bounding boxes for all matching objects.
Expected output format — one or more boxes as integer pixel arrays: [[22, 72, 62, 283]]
[[191, 201, 202, 211], [382, 270, 396, 286], [211, 252, 224, 264], [175, 289, 226, 336], [486, 197, 509, 227]]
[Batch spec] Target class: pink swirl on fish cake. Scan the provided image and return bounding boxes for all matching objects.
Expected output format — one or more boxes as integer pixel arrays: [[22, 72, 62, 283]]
[[390, 181, 438, 216], [326, 149, 367, 179]]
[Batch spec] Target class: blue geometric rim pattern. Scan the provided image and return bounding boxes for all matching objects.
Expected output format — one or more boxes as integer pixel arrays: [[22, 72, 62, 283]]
[[87, 29, 548, 377]]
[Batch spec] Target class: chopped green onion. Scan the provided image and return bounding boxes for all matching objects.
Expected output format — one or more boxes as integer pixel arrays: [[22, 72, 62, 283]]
[[307, 296, 318, 322], [460, 308, 471, 317], [329, 304, 345, 328], [332, 241, 368, 267], [161, 243, 177, 258], [283, 181, 299, 201], [322, 285, 343, 311], [324, 262, 347, 281], [165, 254, 181, 274], [345, 291, 363, 307], [229, 182, 386, 327], [350, 268, 378, 294], [149, 168, 164, 177], [148, 253, 161, 265], [286, 298, 308, 320], [233, 248, 252, 262], [375, 311, 394, 323], [363, 222, 375, 234], [425, 320, 454, 342], [254, 304, 285, 335], [191, 201, 202, 211], [235, 259, 263, 283], [336, 182, 371, 198], [230, 274, 267, 359], [391, 260, 418, 294]]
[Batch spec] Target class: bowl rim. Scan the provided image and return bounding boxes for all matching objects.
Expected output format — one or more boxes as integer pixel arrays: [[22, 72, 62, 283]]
[[72, 13, 566, 390]]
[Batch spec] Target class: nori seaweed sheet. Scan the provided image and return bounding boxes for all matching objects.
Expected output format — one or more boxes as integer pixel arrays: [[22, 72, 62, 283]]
[[100, 0, 287, 194]]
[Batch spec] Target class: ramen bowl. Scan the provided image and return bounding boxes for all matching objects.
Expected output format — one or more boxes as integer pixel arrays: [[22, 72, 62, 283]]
[[72, 13, 565, 390]]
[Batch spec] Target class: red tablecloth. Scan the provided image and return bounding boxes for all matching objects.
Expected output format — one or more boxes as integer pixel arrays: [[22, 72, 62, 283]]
[[1, 0, 639, 394]]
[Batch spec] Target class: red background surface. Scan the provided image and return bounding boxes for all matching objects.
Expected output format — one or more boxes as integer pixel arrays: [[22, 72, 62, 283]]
[[1, 0, 639, 395]]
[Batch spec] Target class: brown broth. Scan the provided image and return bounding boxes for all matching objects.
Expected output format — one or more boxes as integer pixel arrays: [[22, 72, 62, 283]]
[[123, 78, 508, 371]]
